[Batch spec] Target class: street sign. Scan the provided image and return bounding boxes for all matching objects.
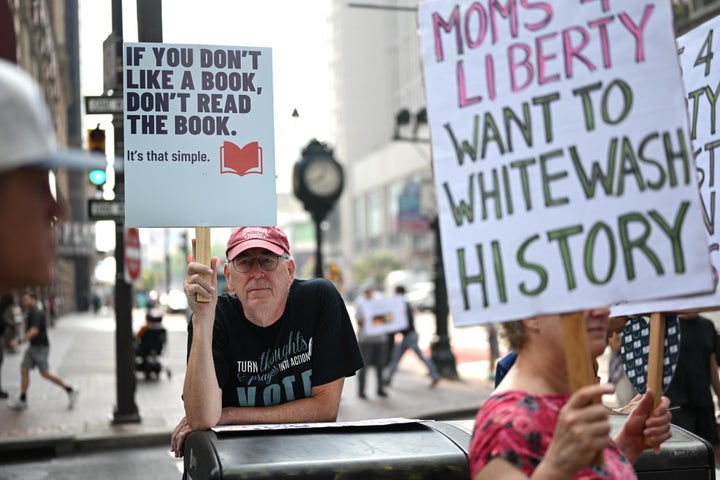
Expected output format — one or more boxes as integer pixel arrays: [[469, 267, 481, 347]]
[[88, 199, 124, 221], [125, 227, 141, 282], [103, 32, 121, 93], [85, 95, 123, 115]]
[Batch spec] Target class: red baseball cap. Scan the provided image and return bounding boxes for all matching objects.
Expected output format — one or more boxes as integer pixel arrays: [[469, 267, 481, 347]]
[[226, 227, 290, 259]]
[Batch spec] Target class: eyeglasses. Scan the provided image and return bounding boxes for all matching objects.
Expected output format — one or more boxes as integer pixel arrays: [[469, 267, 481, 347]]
[[230, 253, 289, 273]]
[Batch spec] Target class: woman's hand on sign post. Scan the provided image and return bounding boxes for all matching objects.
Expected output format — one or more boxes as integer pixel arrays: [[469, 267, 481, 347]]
[[539, 383, 614, 477], [614, 390, 672, 462]]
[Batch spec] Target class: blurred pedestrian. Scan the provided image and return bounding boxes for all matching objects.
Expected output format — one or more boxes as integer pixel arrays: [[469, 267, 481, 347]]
[[0, 59, 98, 295], [664, 312, 720, 449], [8, 291, 78, 410], [383, 285, 440, 388], [354, 281, 388, 399], [0, 293, 12, 399], [91, 291, 102, 314], [485, 323, 500, 381]]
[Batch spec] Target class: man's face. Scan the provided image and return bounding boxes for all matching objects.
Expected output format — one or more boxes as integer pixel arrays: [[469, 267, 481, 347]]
[[225, 247, 295, 315], [0, 169, 66, 293], [21, 292, 34, 309]]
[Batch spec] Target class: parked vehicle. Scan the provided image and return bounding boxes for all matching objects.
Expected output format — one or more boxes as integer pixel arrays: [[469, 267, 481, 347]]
[[406, 281, 435, 312], [384, 270, 430, 296]]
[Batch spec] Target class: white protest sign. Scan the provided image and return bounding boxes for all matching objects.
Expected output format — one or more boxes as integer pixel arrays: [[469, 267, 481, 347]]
[[123, 43, 277, 227], [360, 296, 409, 336], [418, 0, 714, 327], [613, 15, 720, 316]]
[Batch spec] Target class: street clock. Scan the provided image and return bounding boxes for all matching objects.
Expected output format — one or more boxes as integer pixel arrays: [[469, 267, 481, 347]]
[[293, 139, 344, 279], [303, 156, 343, 197], [293, 139, 344, 217]]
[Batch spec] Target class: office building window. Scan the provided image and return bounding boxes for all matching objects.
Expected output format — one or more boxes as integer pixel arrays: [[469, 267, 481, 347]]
[[367, 190, 384, 242]]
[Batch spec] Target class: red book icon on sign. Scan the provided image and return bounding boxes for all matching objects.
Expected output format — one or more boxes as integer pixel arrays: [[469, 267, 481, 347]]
[[220, 141, 263, 176]]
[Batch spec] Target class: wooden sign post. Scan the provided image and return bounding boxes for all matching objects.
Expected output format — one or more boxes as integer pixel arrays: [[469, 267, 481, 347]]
[[561, 312, 603, 465], [646, 312, 666, 409], [195, 227, 212, 302], [560, 312, 596, 391]]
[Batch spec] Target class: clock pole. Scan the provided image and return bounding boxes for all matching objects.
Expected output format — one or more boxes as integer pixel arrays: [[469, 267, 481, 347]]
[[293, 139, 344, 279], [312, 210, 325, 279]]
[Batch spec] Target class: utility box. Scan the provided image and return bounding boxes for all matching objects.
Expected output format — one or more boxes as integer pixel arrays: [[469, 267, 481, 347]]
[[184, 420, 471, 480], [632, 422, 716, 479], [183, 418, 715, 480]]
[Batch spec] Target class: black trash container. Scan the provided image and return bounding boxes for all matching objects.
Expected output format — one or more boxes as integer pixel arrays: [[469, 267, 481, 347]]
[[183, 417, 715, 480], [184, 420, 471, 480]]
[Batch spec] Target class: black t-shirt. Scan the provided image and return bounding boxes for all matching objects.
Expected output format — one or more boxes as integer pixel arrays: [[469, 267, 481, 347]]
[[27, 307, 48, 347], [402, 301, 415, 334], [665, 315, 717, 408], [187, 278, 364, 408]]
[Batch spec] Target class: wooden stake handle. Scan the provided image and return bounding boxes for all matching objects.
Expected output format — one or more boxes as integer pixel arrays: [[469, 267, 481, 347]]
[[561, 312, 604, 466], [644, 312, 666, 448], [195, 227, 212, 303], [646, 312, 665, 409]]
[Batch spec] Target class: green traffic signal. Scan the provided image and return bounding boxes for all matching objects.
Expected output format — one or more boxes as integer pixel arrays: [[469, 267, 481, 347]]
[[88, 168, 107, 186]]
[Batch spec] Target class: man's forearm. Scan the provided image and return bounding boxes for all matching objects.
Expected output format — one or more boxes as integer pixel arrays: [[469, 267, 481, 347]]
[[219, 396, 338, 426], [219, 379, 344, 426], [18, 326, 39, 344], [183, 316, 222, 430]]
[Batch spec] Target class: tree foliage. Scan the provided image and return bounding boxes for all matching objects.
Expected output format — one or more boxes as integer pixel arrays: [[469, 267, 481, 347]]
[[352, 250, 403, 291]]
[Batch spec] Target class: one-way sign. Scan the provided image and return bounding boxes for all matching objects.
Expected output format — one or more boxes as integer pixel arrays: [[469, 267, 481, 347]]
[[85, 95, 124, 115], [88, 199, 124, 221]]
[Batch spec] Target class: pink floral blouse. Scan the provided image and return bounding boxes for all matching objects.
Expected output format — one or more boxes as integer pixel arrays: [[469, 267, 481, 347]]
[[469, 391, 637, 479]]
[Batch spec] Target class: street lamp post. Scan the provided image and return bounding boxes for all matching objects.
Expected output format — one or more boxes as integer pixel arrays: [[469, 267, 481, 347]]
[[312, 211, 325, 280], [395, 109, 458, 379], [429, 217, 458, 379]]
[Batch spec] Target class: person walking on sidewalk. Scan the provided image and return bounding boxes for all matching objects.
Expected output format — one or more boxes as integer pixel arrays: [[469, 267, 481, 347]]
[[383, 285, 440, 388], [354, 281, 389, 399], [0, 294, 12, 399], [0, 60, 98, 296], [8, 292, 78, 411]]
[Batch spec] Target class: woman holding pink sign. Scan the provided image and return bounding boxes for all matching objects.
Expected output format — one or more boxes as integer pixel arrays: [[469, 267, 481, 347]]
[[469, 308, 673, 479]]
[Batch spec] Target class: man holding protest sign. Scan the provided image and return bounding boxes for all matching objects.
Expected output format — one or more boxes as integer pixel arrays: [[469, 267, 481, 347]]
[[170, 226, 364, 458], [469, 308, 672, 479]]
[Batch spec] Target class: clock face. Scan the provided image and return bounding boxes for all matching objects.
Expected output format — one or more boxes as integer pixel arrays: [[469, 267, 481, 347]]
[[303, 157, 342, 197]]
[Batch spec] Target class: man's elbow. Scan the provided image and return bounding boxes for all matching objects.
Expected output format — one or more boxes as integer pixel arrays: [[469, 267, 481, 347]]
[[313, 407, 337, 423], [185, 408, 221, 431], [317, 401, 340, 422], [186, 415, 218, 431]]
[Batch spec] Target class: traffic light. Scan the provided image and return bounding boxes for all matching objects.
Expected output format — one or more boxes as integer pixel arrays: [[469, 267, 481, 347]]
[[327, 263, 343, 283], [87, 126, 107, 188]]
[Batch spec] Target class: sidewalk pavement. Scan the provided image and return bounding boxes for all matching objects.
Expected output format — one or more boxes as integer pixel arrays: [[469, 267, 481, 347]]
[[0, 308, 496, 459]]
